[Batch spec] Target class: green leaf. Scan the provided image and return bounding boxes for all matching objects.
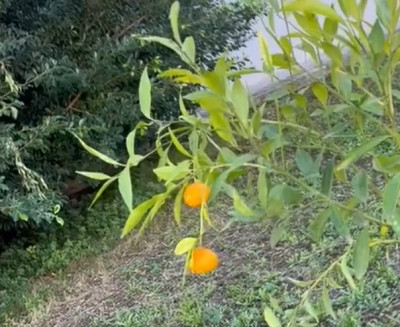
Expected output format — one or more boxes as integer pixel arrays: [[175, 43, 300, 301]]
[[169, 1, 182, 45], [340, 256, 357, 290], [369, 20, 385, 54], [153, 161, 191, 183], [351, 171, 368, 202], [72, 133, 123, 167], [336, 135, 389, 171], [311, 82, 328, 106], [322, 42, 342, 66], [118, 166, 132, 210], [169, 128, 191, 157], [209, 154, 256, 202], [383, 173, 400, 219], [121, 197, 157, 237], [173, 186, 185, 226], [233, 191, 254, 217], [308, 208, 330, 243], [321, 159, 334, 196], [376, 0, 391, 29], [353, 227, 370, 280], [373, 155, 400, 174], [323, 17, 338, 41], [140, 36, 187, 64], [232, 79, 249, 126], [263, 306, 282, 327], [257, 169, 269, 210], [174, 237, 197, 255], [322, 284, 336, 319], [126, 129, 136, 158], [210, 112, 234, 144], [283, 0, 342, 21], [202, 71, 226, 98], [303, 298, 319, 322], [182, 36, 196, 64], [89, 176, 118, 209], [338, 0, 359, 19], [258, 32, 273, 72], [139, 67, 152, 119], [76, 171, 111, 180], [295, 149, 320, 179], [270, 220, 286, 248], [330, 206, 351, 241]]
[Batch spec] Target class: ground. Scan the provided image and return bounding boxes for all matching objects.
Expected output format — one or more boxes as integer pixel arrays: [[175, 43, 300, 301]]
[[7, 193, 400, 327]]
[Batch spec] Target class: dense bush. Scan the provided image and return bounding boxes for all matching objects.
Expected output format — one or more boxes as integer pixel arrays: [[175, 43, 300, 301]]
[[0, 0, 258, 229]]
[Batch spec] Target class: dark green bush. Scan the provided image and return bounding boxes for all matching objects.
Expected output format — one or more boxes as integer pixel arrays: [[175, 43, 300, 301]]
[[0, 0, 258, 228]]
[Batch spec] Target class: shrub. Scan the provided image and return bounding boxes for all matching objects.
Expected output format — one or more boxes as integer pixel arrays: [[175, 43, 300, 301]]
[[0, 0, 259, 228]]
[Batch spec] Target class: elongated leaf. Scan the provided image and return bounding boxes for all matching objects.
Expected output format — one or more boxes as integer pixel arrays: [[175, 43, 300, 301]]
[[173, 186, 185, 226], [89, 176, 118, 209], [304, 298, 319, 322], [169, 128, 191, 157], [353, 228, 370, 280], [121, 197, 157, 237], [295, 149, 319, 178], [308, 208, 330, 242], [321, 159, 334, 196], [257, 169, 269, 210], [72, 133, 122, 166], [323, 17, 338, 41], [383, 173, 400, 218], [330, 206, 351, 241], [76, 171, 111, 180], [232, 79, 249, 126], [174, 237, 197, 255], [140, 36, 185, 62], [369, 20, 385, 54], [263, 306, 282, 327], [340, 257, 357, 290], [336, 136, 389, 171], [233, 191, 254, 217], [169, 1, 182, 44], [153, 161, 191, 183], [283, 0, 342, 21], [126, 129, 136, 158], [118, 166, 132, 210], [322, 42, 342, 66], [182, 36, 196, 64], [210, 112, 234, 144], [270, 220, 286, 248], [311, 82, 328, 107], [322, 284, 336, 319], [258, 32, 273, 72], [338, 0, 359, 19], [351, 171, 368, 202], [139, 67, 152, 119]]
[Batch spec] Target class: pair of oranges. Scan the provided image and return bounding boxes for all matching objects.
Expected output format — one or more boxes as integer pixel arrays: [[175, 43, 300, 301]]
[[182, 182, 219, 275]]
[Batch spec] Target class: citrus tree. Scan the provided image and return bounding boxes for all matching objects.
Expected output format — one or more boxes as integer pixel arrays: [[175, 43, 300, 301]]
[[74, 0, 400, 324]]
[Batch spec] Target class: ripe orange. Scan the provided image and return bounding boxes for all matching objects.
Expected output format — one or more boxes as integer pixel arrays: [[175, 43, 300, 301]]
[[189, 247, 219, 274], [183, 182, 210, 208]]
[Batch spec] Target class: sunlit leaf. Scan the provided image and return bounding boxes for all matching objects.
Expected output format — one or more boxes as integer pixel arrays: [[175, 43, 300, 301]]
[[336, 136, 389, 171], [232, 79, 249, 126], [174, 237, 197, 255], [263, 306, 282, 327], [323, 17, 338, 41], [169, 1, 182, 44], [210, 112, 235, 144], [89, 176, 118, 209], [169, 128, 191, 157], [322, 42, 342, 66], [126, 129, 136, 158], [373, 155, 400, 174], [76, 171, 111, 180], [121, 197, 157, 237], [353, 227, 370, 280], [182, 36, 196, 64], [139, 67, 152, 119], [283, 0, 342, 21], [311, 82, 328, 107], [153, 161, 191, 183], [118, 166, 132, 210], [258, 32, 273, 72], [338, 0, 359, 19]]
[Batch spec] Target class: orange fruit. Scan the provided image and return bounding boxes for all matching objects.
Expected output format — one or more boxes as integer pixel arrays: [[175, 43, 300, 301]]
[[189, 247, 219, 275], [183, 182, 210, 208]]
